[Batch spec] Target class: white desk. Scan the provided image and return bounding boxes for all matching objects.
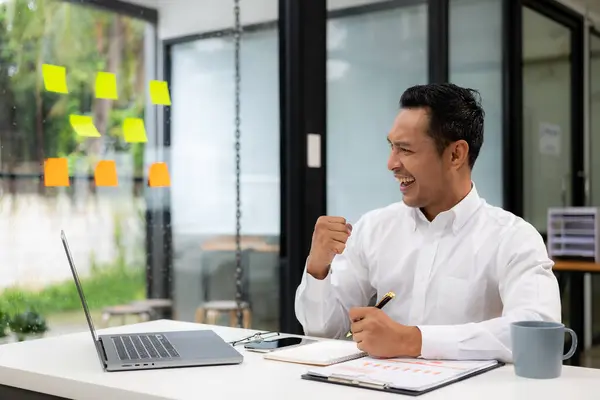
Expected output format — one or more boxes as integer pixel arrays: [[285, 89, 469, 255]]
[[0, 319, 598, 399]]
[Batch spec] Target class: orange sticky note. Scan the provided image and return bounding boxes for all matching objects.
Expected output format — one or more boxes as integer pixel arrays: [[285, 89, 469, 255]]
[[95, 72, 118, 99], [149, 80, 171, 105], [94, 160, 118, 187], [42, 64, 68, 94], [148, 162, 171, 187], [123, 118, 147, 143], [44, 158, 69, 187]]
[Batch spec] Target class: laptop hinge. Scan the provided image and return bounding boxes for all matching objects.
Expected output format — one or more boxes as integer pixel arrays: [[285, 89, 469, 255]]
[[97, 338, 109, 367]]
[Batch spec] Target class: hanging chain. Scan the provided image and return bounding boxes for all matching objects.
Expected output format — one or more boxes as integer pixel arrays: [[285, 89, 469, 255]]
[[233, 0, 243, 328]]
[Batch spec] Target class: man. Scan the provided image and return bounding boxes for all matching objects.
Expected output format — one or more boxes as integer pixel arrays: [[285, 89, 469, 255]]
[[294, 83, 561, 363]]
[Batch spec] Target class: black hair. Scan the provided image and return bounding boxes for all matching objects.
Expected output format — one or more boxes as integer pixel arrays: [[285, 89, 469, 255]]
[[399, 83, 484, 168]]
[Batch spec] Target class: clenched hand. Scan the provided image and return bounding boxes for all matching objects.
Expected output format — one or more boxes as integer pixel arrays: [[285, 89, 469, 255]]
[[307, 216, 352, 280]]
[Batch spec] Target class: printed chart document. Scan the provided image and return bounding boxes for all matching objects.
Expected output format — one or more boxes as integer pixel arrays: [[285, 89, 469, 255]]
[[302, 357, 503, 396]]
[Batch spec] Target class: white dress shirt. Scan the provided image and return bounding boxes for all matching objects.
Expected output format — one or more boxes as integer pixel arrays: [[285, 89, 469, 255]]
[[294, 185, 561, 363]]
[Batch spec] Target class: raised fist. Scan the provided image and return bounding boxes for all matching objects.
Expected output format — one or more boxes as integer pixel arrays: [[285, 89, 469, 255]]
[[307, 216, 352, 279]]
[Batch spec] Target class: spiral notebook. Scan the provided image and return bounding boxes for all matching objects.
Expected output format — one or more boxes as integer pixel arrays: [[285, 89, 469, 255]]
[[263, 339, 366, 366]]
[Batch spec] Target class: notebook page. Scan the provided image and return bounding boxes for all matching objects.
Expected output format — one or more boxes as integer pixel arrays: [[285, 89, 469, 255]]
[[307, 357, 498, 391], [264, 340, 365, 365]]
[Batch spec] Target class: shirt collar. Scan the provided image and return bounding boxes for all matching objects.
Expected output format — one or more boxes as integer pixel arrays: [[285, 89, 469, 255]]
[[409, 183, 482, 234]]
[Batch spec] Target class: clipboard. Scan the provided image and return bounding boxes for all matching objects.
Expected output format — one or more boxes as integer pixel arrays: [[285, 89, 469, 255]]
[[301, 361, 505, 396]]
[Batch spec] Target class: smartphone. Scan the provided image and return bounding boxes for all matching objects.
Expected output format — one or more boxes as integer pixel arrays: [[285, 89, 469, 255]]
[[244, 337, 315, 353]]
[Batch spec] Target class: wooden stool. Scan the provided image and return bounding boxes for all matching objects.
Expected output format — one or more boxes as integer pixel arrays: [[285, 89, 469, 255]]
[[101, 304, 153, 327], [195, 301, 252, 328], [130, 299, 174, 319]]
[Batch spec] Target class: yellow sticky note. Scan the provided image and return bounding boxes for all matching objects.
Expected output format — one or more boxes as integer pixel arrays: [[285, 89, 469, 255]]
[[42, 64, 68, 94], [70, 115, 101, 137], [95, 72, 118, 100], [149, 80, 171, 105], [123, 118, 148, 143]]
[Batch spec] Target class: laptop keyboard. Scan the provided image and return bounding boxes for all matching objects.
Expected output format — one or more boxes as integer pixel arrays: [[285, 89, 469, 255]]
[[111, 334, 180, 361]]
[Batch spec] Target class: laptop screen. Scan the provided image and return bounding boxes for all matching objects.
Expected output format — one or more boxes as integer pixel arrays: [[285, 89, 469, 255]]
[[61, 230, 100, 344]]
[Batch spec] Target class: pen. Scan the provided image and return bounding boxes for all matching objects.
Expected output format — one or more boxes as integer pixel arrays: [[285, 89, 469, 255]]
[[346, 291, 396, 338]]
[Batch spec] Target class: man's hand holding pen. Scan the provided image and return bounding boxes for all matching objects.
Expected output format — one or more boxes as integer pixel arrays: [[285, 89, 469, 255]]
[[306, 217, 423, 358], [348, 307, 422, 358]]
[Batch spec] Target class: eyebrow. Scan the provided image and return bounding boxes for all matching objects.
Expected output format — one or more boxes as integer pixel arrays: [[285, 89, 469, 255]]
[[387, 138, 412, 148]]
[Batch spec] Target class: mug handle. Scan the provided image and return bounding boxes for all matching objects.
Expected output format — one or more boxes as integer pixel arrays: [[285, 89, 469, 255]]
[[563, 328, 578, 360]]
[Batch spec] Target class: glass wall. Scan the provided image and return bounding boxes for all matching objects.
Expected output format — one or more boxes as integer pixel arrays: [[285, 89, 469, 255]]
[[169, 26, 280, 331], [326, 2, 428, 222], [449, 0, 503, 207], [521, 6, 573, 233], [590, 32, 600, 207], [0, 0, 151, 341], [589, 30, 600, 349]]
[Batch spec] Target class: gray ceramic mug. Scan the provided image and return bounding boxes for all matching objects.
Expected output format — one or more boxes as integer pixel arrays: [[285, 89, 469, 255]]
[[510, 321, 577, 379]]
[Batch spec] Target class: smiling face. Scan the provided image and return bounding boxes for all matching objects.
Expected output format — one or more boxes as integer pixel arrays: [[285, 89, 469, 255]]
[[387, 107, 465, 218]]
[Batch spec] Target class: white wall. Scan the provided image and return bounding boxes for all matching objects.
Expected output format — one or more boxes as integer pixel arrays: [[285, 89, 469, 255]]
[[0, 193, 145, 289], [156, 0, 276, 39], [127, 0, 392, 40]]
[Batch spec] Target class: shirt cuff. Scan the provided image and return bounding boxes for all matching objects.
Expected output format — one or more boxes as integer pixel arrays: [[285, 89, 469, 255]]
[[417, 325, 460, 360], [303, 269, 333, 298]]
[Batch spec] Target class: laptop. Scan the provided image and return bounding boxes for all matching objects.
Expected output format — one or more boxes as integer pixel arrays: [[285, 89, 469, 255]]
[[60, 230, 243, 372]]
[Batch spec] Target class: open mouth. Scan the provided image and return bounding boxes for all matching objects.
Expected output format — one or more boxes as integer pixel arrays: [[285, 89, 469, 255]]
[[396, 176, 415, 190]]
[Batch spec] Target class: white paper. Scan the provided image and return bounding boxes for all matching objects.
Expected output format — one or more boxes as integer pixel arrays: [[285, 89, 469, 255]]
[[539, 123, 561, 156], [307, 357, 498, 391], [265, 339, 363, 365]]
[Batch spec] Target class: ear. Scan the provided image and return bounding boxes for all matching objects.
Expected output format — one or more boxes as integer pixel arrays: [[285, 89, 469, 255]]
[[449, 140, 469, 169]]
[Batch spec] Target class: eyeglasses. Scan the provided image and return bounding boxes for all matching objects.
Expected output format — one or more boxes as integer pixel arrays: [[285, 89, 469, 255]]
[[229, 331, 280, 347]]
